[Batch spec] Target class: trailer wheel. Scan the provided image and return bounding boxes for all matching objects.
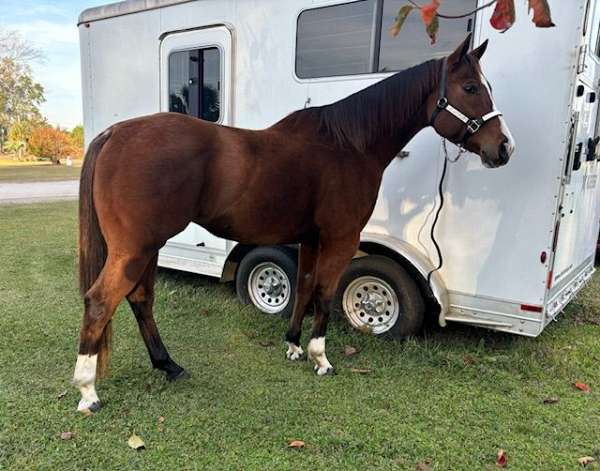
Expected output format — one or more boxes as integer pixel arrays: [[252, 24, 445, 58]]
[[334, 255, 425, 339], [236, 247, 297, 318]]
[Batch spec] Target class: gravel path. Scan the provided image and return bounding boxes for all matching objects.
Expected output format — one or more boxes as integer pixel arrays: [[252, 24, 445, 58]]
[[0, 180, 79, 204]]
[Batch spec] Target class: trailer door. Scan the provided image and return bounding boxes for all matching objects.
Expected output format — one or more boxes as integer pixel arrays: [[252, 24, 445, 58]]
[[551, 3, 600, 291], [158, 27, 232, 275]]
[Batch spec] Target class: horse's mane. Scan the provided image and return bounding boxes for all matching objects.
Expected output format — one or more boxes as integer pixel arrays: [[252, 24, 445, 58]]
[[279, 59, 442, 153]]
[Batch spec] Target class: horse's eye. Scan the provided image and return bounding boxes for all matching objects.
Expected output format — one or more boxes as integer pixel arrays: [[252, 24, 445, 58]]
[[463, 84, 479, 95]]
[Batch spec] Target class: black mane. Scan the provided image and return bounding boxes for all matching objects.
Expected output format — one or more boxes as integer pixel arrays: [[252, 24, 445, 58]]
[[281, 59, 442, 153]]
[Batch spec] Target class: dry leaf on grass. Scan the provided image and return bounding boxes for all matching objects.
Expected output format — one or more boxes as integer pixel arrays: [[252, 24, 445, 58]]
[[128, 433, 146, 450], [349, 367, 372, 374], [57, 390, 68, 400], [157, 416, 165, 424], [344, 345, 359, 356], [574, 382, 592, 393], [463, 355, 477, 365], [416, 458, 433, 471], [199, 309, 210, 316], [543, 397, 560, 404], [259, 340, 275, 347], [578, 456, 596, 466], [287, 439, 305, 449], [496, 449, 508, 468], [60, 431, 74, 441]]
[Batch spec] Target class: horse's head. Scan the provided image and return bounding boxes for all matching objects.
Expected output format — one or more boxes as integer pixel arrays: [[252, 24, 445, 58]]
[[428, 35, 515, 168]]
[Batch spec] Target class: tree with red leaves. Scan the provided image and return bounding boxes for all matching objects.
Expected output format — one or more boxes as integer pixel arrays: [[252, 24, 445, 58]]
[[391, 0, 554, 44]]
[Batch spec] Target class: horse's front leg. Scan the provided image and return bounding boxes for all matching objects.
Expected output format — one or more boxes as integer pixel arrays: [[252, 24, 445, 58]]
[[284, 241, 318, 360], [308, 234, 359, 376]]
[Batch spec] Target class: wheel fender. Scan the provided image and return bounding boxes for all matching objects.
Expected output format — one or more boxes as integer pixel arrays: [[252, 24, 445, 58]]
[[360, 233, 450, 326]]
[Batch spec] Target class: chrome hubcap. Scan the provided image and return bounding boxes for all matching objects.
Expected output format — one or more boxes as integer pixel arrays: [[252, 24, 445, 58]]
[[342, 276, 400, 335], [247, 262, 290, 314]]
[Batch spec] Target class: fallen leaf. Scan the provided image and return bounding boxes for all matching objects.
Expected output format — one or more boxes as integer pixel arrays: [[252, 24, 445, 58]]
[[57, 390, 68, 400], [574, 382, 592, 393], [349, 367, 372, 374], [490, 0, 516, 31], [463, 355, 477, 365], [578, 456, 596, 466], [416, 458, 433, 471], [543, 396, 560, 404], [528, 0, 555, 28], [60, 431, 74, 441], [242, 331, 258, 339], [344, 345, 359, 357], [389, 5, 414, 38], [496, 449, 508, 468], [287, 439, 305, 449], [128, 433, 146, 450], [259, 340, 275, 347], [199, 309, 209, 316], [157, 416, 165, 424]]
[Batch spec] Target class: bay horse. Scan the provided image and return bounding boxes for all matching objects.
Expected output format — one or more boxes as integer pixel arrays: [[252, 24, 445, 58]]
[[73, 35, 515, 412]]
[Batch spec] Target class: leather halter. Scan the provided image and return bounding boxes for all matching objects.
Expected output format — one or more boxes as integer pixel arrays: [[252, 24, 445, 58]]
[[429, 57, 503, 145]]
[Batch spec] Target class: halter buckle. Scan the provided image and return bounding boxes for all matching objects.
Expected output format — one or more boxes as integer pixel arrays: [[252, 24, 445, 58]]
[[437, 97, 448, 109], [466, 119, 481, 134]]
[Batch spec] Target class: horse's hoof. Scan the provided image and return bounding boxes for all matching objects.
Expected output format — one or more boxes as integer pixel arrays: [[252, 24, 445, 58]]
[[314, 365, 335, 376], [78, 400, 102, 413], [167, 368, 189, 382], [286, 344, 304, 361]]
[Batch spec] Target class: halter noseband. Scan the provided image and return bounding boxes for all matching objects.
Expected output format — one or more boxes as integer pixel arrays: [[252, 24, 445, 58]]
[[429, 57, 503, 145]]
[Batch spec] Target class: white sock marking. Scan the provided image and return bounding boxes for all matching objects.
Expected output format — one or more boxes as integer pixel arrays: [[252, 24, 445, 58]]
[[308, 337, 333, 375], [286, 342, 304, 361], [73, 354, 100, 411]]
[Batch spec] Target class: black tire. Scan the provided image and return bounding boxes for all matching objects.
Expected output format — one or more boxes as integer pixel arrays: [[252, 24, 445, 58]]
[[333, 255, 425, 339], [236, 246, 297, 318]]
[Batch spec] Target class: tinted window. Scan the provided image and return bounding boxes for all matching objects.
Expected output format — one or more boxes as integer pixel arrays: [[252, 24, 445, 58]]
[[169, 47, 220, 122], [296, 0, 476, 78], [296, 0, 376, 78], [379, 0, 476, 72]]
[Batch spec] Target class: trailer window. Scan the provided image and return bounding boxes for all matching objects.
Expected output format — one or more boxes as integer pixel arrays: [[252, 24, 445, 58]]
[[296, 0, 476, 78], [296, 0, 376, 78], [168, 47, 220, 122]]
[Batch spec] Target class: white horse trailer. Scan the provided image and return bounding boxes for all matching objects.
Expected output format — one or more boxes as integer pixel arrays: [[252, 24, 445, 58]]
[[79, 0, 600, 337]]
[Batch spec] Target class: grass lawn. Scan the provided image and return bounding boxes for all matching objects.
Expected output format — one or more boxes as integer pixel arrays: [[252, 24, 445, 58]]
[[0, 157, 81, 183], [0, 202, 598, 470]]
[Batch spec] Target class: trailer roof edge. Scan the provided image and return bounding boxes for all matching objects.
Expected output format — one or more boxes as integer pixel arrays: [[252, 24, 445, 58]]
[[78, 0, 197, 26]]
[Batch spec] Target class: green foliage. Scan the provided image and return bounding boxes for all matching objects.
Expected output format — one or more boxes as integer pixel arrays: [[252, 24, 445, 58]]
[[70, 125, 84, 149]]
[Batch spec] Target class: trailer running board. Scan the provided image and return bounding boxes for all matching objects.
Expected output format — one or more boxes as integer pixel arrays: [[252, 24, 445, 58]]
[[443, 316, 514, 329]]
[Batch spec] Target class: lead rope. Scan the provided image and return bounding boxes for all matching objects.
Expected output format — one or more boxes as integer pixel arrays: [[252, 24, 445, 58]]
[[426, 139, 467, 287]]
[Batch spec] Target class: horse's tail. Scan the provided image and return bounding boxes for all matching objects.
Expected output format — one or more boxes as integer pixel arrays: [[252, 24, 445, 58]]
[[78, 128, 112, 378]]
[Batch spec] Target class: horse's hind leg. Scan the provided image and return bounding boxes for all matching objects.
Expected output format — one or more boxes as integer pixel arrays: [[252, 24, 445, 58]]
[[74, 252, 151, 412], [127, 254, 185, 381], [308, 234, 359, 376], [284, 241, 318, 360]]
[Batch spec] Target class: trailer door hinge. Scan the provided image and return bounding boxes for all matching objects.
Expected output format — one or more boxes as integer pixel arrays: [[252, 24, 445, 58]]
[[577, 44, 588, 74]]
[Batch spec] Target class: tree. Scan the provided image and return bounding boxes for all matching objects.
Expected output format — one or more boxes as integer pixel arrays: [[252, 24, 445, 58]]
[[70, 125, 84, 149], [391, 0, 554, 44], [0, 30, 45, 153], [29, 126, 75, 164]]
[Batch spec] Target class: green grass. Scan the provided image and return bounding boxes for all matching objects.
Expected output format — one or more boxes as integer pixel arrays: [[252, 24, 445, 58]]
[[0, 163, 80, 182], [0, 202, 598, 470]]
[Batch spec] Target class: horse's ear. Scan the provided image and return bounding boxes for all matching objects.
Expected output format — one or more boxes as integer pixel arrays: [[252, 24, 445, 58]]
[[448, 33, 472, 65], [471, 39, 489, 60]]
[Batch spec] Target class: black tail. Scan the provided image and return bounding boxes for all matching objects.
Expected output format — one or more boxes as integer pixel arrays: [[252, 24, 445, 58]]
[[78, 128, 112, 378]]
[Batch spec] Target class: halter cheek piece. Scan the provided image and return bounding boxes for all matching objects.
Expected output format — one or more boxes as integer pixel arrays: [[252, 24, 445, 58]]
[[429, 57, 503, 145]]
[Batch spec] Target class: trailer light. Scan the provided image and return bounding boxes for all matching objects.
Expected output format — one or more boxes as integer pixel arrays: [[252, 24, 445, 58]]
[[521, 304, 543, 313], [540, 251, 547, 263]]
